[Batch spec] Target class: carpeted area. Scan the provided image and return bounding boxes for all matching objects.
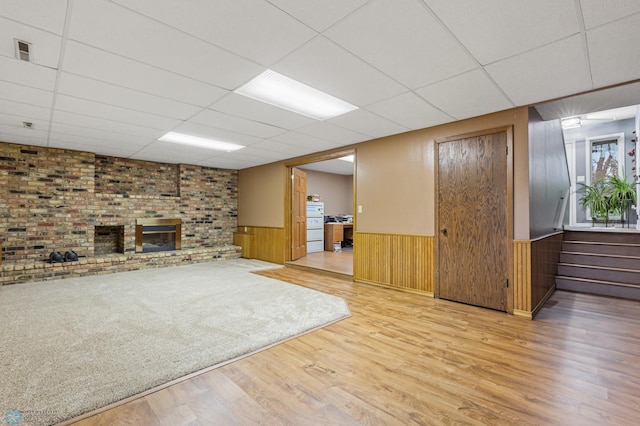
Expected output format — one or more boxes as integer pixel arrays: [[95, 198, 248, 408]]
[[0, 259, 350, 426]]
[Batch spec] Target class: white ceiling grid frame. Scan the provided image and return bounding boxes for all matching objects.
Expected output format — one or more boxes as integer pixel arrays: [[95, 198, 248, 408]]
[[189, 109, 286, 140], [110, 0, 318, 67], [365, 91, 455, 130], [0, 0, 68, 35], [68, 0, 263, 90], [422, 0, 582, 65], [56, 73, 203, 120], [327, 108, 409, 138], [271, 36, 407, 107], [265, 0, 371, 33], [415, 69, 514, 120], [0, 17, 63, 69], [61, 41, 229, 107], [295, 121, 370, 145], [324, 0, 478, 89], [587, 13, 640, 88], [579, 0, 640, 29], [485, 35, 593, 106]]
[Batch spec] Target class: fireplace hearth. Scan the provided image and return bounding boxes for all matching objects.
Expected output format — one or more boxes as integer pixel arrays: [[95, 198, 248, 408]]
[[136, 218, 182, 253]]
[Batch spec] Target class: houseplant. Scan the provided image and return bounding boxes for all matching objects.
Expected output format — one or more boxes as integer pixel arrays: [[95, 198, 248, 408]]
[[576, 173, 637, 226]]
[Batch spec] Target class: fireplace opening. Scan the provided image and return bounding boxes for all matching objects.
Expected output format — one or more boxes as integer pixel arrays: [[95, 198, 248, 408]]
[[136, 219, 181, 253], [94, 225, 125, 254]]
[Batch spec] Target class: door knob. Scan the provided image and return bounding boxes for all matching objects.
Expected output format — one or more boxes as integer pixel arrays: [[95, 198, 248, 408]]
[[440, 228, 447, 235]]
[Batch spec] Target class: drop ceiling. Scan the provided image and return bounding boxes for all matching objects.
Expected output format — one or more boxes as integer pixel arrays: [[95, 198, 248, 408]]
[[1, 0, 640, 172]]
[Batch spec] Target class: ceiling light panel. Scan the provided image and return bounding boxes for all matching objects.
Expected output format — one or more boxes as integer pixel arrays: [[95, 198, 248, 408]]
[[158, 132, 245, 151], [235, 70, 358, 120]]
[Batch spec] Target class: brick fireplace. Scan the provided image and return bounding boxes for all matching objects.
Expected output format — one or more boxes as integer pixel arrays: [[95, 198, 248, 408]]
[[0, 142, 241, 284]]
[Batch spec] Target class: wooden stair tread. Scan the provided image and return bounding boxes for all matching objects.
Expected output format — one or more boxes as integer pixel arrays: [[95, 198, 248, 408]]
[[555, 275, 640, 288], [563, 240, 640, 247], [560, 250, 640, 260], [558, 262, 640, 273]]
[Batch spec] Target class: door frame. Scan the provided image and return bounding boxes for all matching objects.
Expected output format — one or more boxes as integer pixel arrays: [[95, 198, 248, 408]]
[[284, 149, 356, 263], [434, 126, 514, 314]]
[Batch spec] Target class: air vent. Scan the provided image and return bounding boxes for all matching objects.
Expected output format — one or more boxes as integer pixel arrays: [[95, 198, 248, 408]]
[[14, 39, 31, 62], [23, 122, 33, 129]]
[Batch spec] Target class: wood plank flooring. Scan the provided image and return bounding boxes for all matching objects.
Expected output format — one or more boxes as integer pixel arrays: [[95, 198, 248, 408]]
[[73, 268, 640, 425], [286, 250, 353, 278]]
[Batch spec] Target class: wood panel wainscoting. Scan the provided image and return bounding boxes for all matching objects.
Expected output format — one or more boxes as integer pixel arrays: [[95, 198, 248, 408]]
[[233, 226, 285, 265], [514, 232, 563, 319], [354, 232, 434, 295]]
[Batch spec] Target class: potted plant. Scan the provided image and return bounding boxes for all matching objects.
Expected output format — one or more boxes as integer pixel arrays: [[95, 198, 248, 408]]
[[576, 179, 611, 225], [607, 173, 637, 225], [576, 173, 637, 227]]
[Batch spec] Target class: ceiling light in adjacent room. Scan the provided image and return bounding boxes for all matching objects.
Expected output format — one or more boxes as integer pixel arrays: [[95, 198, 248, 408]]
[[235, 69, 358, 120], [158, 132, 245, 151], [338, 155, 354, 162], [561, 117, 581, 129]]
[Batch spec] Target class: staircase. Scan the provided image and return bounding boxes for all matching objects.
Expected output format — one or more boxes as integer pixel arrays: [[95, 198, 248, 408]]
[[556, 230, 640, 300]]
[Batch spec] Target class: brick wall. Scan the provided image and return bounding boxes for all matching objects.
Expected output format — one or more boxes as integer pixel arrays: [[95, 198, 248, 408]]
[[0, 141, 238, 263]]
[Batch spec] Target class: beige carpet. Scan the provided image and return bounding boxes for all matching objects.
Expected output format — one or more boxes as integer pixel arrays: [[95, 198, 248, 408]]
[[0, 259, 350, 426]]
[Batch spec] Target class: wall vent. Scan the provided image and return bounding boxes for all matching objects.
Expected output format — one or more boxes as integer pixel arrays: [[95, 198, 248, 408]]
[[14, 39, 31, 61]]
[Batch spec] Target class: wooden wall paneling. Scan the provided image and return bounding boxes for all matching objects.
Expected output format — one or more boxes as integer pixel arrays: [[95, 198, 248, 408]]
[[513, 240, 532, 318], [529, 232, 563, 316], [354, 232, 434, 295], [252, 227, 285, 265], [232, 232, 253, 258]]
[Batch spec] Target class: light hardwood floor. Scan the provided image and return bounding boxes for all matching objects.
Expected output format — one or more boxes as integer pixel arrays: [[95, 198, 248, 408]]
[[73, 268, 640, 425], [286, 250, 353, 278]]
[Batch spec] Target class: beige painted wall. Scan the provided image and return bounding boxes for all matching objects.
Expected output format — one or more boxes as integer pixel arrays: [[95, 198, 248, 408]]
[[302, 169, 353, 215], [238, 106, 531, 239], [237, 161, 284, 228]]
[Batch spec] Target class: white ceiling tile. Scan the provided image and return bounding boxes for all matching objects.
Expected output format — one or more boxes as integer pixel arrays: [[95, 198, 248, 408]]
[[0, 124, 48, 142], [171, 122, 261, 147], [588, 15, 640, 87], [188, 109, 286, 139], [273, 36, 406, 106], [0, 115, 49, 129], [52, 111, 165, 139], [210, 93, 317, 130], [366, 91, 455, 130], [62, 41, 228, 107], [485, 35, 593, 106], [0, 80, 53, 108], [266, 0, 369, 32], [251, 139, 318, 157], [112, 0, 317, 66], [0, 0, 68, 34], [580, 0, 640, 28], [68, 0, 262, 89], [296, 121, 369, 144], [326, 0, 476, 89], [57, 73, 201, 120], [0, 17, 62, 68], [0, 55, 57, 91], [54, 95, 182, 130], [271, 131, 342, 152], [415, 69, 514, 120], [423, 0, 581, 65], [48, 136, 146, 158], [0, 99, 51, 121], [50, 122, 154, 146], [327, 109, 409, 138]]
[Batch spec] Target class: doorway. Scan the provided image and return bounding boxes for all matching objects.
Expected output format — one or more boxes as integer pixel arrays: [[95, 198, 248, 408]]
[[286, 152, 355, 277], [436, 129, 512, 312]]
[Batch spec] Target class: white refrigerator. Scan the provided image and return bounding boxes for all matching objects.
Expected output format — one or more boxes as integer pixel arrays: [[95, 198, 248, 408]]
[[306, 201, 324, 253]]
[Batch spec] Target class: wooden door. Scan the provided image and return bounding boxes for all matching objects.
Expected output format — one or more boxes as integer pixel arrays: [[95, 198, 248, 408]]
[[292, 168, 307, 260], [437, 131, 508, 311]]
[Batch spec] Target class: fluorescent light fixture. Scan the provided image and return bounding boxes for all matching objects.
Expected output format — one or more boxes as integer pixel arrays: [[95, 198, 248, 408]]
[[158, 132, 244, 151], [338, 155, 354, 162], [235, 69, 358, 120], [561, 117, 581, 129]]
